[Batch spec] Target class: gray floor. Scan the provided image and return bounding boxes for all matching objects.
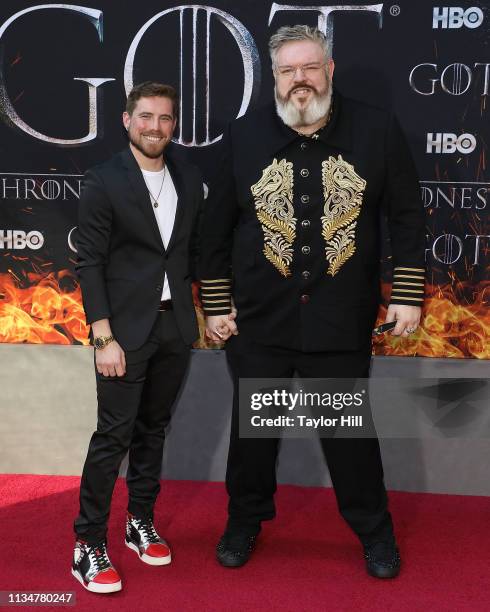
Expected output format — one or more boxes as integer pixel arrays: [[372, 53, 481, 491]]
[[1, 344, 489, 495]]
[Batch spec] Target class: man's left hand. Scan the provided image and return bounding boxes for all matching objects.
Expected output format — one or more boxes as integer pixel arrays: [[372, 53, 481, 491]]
[[205, 310, 238, 342], [385, 304, 422, 336]]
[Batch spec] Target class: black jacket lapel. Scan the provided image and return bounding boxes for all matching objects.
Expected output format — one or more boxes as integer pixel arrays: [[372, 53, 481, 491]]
[[121, 148, 165, 251], [165, 153, 186, 253]]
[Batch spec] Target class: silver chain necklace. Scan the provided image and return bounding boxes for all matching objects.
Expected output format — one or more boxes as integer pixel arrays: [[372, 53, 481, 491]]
[[143, 165, 166, 208]]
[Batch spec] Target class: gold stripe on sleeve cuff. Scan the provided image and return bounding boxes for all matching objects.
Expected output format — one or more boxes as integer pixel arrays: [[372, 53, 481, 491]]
[[393, 274, 425, 280], [202, 299, 231, 304], [390, 295, 424, 303], [391, 267, 425, 305], [200, 278, 232, 314], [394, 267, 425, 273]]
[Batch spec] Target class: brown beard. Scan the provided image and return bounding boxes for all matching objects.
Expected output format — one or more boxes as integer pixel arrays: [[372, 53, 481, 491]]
[[128, 131, 167, 160]]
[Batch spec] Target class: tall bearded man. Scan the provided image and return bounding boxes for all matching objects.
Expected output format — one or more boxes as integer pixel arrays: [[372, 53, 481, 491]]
[[72, 82, 203, 593], [199, 26, 425, 578]]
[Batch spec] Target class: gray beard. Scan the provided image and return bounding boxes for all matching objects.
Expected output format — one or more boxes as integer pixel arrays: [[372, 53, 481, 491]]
[[275, 86, 332, 129]]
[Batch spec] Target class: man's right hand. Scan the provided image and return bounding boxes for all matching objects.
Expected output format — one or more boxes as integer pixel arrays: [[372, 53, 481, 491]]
[[205, 312, 238, 343], [95, 340, 126, 377]]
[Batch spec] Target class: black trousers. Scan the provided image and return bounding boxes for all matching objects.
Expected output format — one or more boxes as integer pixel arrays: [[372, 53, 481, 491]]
[[74, 311, 190, 544], [224, 334, 394, 546]]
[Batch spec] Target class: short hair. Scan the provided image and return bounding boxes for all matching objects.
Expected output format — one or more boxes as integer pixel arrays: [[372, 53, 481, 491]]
[[126, 81, 179, 120], [269, 25, 331, 70]]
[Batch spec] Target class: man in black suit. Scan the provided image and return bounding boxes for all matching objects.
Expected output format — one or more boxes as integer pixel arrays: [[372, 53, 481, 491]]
[[72, 82, 203, 594]]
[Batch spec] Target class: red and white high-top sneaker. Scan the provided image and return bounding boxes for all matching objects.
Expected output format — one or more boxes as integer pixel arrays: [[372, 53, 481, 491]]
[[125, 513, 172, 566], [71, 539, 122, 594]]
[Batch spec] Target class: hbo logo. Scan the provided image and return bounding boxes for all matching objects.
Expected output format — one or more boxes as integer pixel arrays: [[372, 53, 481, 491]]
[[426, 133, 477, 154], [0, 229, 44, 250], [433, 7, 484, 29]]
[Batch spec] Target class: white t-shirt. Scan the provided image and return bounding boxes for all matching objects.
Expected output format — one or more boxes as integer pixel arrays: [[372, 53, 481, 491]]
[[141, 166, 178, 300]]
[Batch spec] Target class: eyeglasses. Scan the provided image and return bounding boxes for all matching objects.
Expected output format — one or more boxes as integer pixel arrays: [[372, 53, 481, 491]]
[[276, 63, 327, 79]]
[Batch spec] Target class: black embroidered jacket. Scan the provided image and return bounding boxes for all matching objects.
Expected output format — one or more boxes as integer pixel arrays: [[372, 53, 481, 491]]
[[199, 91, 425, 351]]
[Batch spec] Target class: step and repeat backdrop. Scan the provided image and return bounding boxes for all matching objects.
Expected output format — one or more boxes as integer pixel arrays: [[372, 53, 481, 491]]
[[0, 1, 488, 357]]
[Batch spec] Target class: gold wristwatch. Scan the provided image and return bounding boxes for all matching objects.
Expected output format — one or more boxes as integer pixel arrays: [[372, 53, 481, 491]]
[[94, 335, 114, 350]]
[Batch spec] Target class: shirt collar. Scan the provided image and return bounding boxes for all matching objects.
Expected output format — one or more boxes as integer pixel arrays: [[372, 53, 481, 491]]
[[265, 89, 352, 156]]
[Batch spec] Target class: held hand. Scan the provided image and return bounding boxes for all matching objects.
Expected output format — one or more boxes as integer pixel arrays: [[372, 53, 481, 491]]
[[385, 304, 422, 337], [95, 340, 126, 377], [227, 310, 238, 335], [205, 312, 239, 342]]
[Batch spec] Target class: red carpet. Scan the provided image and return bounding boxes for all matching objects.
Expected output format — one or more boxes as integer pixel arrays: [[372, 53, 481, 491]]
[[0, 475, 488, 611]]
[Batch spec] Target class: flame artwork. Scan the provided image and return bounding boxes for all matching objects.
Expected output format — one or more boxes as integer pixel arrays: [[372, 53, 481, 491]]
[[373, 282, 490, 359], [0, 270, 88, 345]]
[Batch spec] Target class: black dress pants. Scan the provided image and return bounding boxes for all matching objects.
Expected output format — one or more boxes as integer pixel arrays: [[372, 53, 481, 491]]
[[74, 311, 190, 544], [224, 334, 394, 546]]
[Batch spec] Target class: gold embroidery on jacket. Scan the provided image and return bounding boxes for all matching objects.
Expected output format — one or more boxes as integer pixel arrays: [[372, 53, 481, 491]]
[[251, 158, 296, 277], [321, 155, 366, 276]]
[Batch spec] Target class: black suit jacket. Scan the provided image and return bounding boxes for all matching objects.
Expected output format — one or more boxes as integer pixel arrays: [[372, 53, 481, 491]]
[[76, 147, 203, 351]]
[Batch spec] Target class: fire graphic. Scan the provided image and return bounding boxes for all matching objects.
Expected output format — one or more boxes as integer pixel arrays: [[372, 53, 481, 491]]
[[373, 282, 490, 359], [0, 270, 89, 345], [0, 269, 213, 348], [1, 271, 488, 358]]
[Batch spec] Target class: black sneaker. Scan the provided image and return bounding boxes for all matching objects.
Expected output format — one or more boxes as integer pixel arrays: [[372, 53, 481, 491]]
[[364, 539, 401, 578], [216, 531, 257, 568], [125, 513, 171, 566], [71, 539, 122, 593]]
